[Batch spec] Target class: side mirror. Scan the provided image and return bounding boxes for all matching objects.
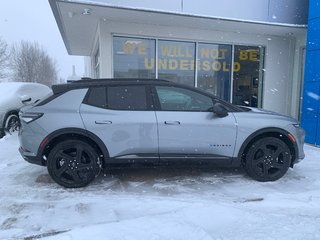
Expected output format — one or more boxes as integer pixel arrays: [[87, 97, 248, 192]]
[[20, 95, 32, 104], [212, 103, 228, 118]]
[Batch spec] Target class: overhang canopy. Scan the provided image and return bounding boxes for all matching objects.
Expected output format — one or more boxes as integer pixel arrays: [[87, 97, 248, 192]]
[[49, 0, 307, 56]]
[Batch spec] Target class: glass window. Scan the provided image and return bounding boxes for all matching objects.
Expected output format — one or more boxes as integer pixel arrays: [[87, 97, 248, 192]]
[[232, 46, 264, 107], [113, 36, 156, 78], [197, 43, 232, 101], [107, 85, 147, 110], [85, 87, 107, 108], [155, 86, 213, 111], [158, 40, 195, 86]]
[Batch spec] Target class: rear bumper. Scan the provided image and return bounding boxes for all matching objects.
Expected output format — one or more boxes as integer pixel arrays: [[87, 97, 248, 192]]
[[19, 146, 45, 166]]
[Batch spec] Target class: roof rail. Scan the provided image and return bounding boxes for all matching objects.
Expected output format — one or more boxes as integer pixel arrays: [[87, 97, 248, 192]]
[[52, 78, 170, 94]]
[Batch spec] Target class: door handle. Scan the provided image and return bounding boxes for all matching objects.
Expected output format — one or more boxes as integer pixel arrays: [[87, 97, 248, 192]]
[[95, 120, 112, 124], [164, 121, 180, 125]]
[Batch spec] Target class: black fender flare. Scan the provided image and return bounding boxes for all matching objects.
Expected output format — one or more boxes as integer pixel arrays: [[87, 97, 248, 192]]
[[39, 128, 110, 162], [237, 127, 298, 164]]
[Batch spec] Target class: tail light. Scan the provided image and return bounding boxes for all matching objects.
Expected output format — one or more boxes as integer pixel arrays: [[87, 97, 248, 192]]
[[20, 112, 43, 123]]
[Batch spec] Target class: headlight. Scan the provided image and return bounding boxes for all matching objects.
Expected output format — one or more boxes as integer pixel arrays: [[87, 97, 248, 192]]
[[20, 112, 43, 123]]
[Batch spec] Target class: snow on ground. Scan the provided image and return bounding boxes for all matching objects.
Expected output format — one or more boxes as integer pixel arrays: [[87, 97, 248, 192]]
[[0, 134, 320, 240]]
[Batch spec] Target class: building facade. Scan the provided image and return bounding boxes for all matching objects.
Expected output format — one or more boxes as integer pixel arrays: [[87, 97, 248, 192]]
[[50, 0, 308, 123], [302, 0, 320, 145]]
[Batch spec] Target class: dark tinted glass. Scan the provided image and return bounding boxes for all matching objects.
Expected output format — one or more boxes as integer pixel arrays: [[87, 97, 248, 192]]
[[85, 87, 107, 108], [232, 45, 264, 108], [107, 86, 147, 110]]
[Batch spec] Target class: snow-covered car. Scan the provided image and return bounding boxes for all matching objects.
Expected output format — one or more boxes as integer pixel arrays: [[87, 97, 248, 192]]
[[0, 82, 52, 138]]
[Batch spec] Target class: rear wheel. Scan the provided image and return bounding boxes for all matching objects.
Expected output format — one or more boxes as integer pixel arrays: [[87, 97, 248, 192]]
[[244, 137, 292, 181], [47, 140, 101, 188]]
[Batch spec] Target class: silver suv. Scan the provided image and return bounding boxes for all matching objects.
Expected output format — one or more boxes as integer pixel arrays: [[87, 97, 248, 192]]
[[18, 79, 305, 188]]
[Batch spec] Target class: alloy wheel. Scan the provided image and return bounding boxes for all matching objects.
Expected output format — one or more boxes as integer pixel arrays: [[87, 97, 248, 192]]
[[245, 137, 291, 181], [47, 140, 100, 188]]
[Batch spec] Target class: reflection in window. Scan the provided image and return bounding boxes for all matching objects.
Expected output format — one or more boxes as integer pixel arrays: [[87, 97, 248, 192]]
[[113, 36, 156, 78], [197, 43, 232, 101], [158, 40, 195, 87], [155, 86, 213, 111], [94, 47, 100, 78], [232, 46, 264, 107]]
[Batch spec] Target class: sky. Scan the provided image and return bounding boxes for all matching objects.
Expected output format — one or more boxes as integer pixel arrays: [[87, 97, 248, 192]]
[[0, 0, 84, 81]]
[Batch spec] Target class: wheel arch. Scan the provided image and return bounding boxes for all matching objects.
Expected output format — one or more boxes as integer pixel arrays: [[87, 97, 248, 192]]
[[39, 128, 109, 167], [237, 127, 298, 168], [2, 109, 20, 128]]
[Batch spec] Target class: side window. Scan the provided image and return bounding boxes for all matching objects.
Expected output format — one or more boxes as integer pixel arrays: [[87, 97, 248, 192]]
[[155, 86, 213, 111], [107, 85, 147, 110], [85, 87, 107, 108]]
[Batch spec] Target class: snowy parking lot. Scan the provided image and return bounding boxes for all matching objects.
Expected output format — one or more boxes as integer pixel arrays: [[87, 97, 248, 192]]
[[0, 134, 320, 240]]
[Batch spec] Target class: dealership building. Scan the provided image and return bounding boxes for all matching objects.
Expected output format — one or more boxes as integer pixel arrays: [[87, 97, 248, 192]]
[[49, 0, 320, 145]]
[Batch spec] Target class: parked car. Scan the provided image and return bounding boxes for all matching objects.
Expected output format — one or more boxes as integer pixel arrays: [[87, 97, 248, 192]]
[[18, 79, 305, 188], [0, 82, 52, 138]]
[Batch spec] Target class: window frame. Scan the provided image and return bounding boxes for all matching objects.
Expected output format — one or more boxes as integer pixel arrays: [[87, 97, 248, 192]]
[[151, 84, 215, 112], [83, 84, 155, 111]]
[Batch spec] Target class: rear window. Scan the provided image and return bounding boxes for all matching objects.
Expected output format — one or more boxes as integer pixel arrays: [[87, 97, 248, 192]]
[[84, 85, 148, 111], [107, 86, 147, 110], [85, 87, 107, 108]]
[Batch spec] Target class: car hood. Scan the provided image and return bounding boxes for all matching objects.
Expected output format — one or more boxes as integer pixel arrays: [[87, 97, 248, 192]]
[[0, 97, 22, 113], [235, 106, 299, 124]]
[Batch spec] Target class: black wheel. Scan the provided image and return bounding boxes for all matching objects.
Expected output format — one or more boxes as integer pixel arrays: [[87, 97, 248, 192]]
[[4, 114, 20, 133], [244, 137, 292, 181], [47, 140, 101, 188]]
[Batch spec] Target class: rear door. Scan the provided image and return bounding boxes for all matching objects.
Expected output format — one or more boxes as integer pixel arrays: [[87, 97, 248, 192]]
[[80, 84, 159, 162], [153, 85, 237, 162]]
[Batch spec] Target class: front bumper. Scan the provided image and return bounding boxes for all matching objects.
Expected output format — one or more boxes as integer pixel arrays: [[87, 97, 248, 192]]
[[287, 124, 305, 165]]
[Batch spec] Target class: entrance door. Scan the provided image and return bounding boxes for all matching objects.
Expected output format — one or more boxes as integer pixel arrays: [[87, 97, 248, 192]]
[[232, 45, 265, 108]]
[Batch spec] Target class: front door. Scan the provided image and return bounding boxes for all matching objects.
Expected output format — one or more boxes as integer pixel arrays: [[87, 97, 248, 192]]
[[153, 85, 237, 162]]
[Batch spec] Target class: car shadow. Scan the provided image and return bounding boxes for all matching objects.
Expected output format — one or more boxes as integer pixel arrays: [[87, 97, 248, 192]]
[[93, 165, 248, 194]]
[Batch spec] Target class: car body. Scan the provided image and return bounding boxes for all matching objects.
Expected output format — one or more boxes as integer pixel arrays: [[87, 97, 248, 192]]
[[18, 79, 305, 188], [0, 82, 52, 138]]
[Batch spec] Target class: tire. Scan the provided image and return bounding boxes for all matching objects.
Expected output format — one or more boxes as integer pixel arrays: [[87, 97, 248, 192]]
[[244, 137, 292, 182], [47, 140, 101, 188], [4, 113, 20, 133]]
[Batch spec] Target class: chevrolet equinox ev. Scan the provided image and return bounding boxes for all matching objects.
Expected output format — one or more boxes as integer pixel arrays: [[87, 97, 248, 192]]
[[18, 79, 305, 188]]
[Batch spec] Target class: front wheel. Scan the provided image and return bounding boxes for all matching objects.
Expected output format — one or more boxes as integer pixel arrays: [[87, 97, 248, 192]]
[[4, 113, 20, 133], [244, 137, 292, 181], [47, 140, 101, 188]]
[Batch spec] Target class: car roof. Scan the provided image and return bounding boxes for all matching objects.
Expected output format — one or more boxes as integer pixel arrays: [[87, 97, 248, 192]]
[[51, 78, 243, 112], [52, 78, 171, 94]]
